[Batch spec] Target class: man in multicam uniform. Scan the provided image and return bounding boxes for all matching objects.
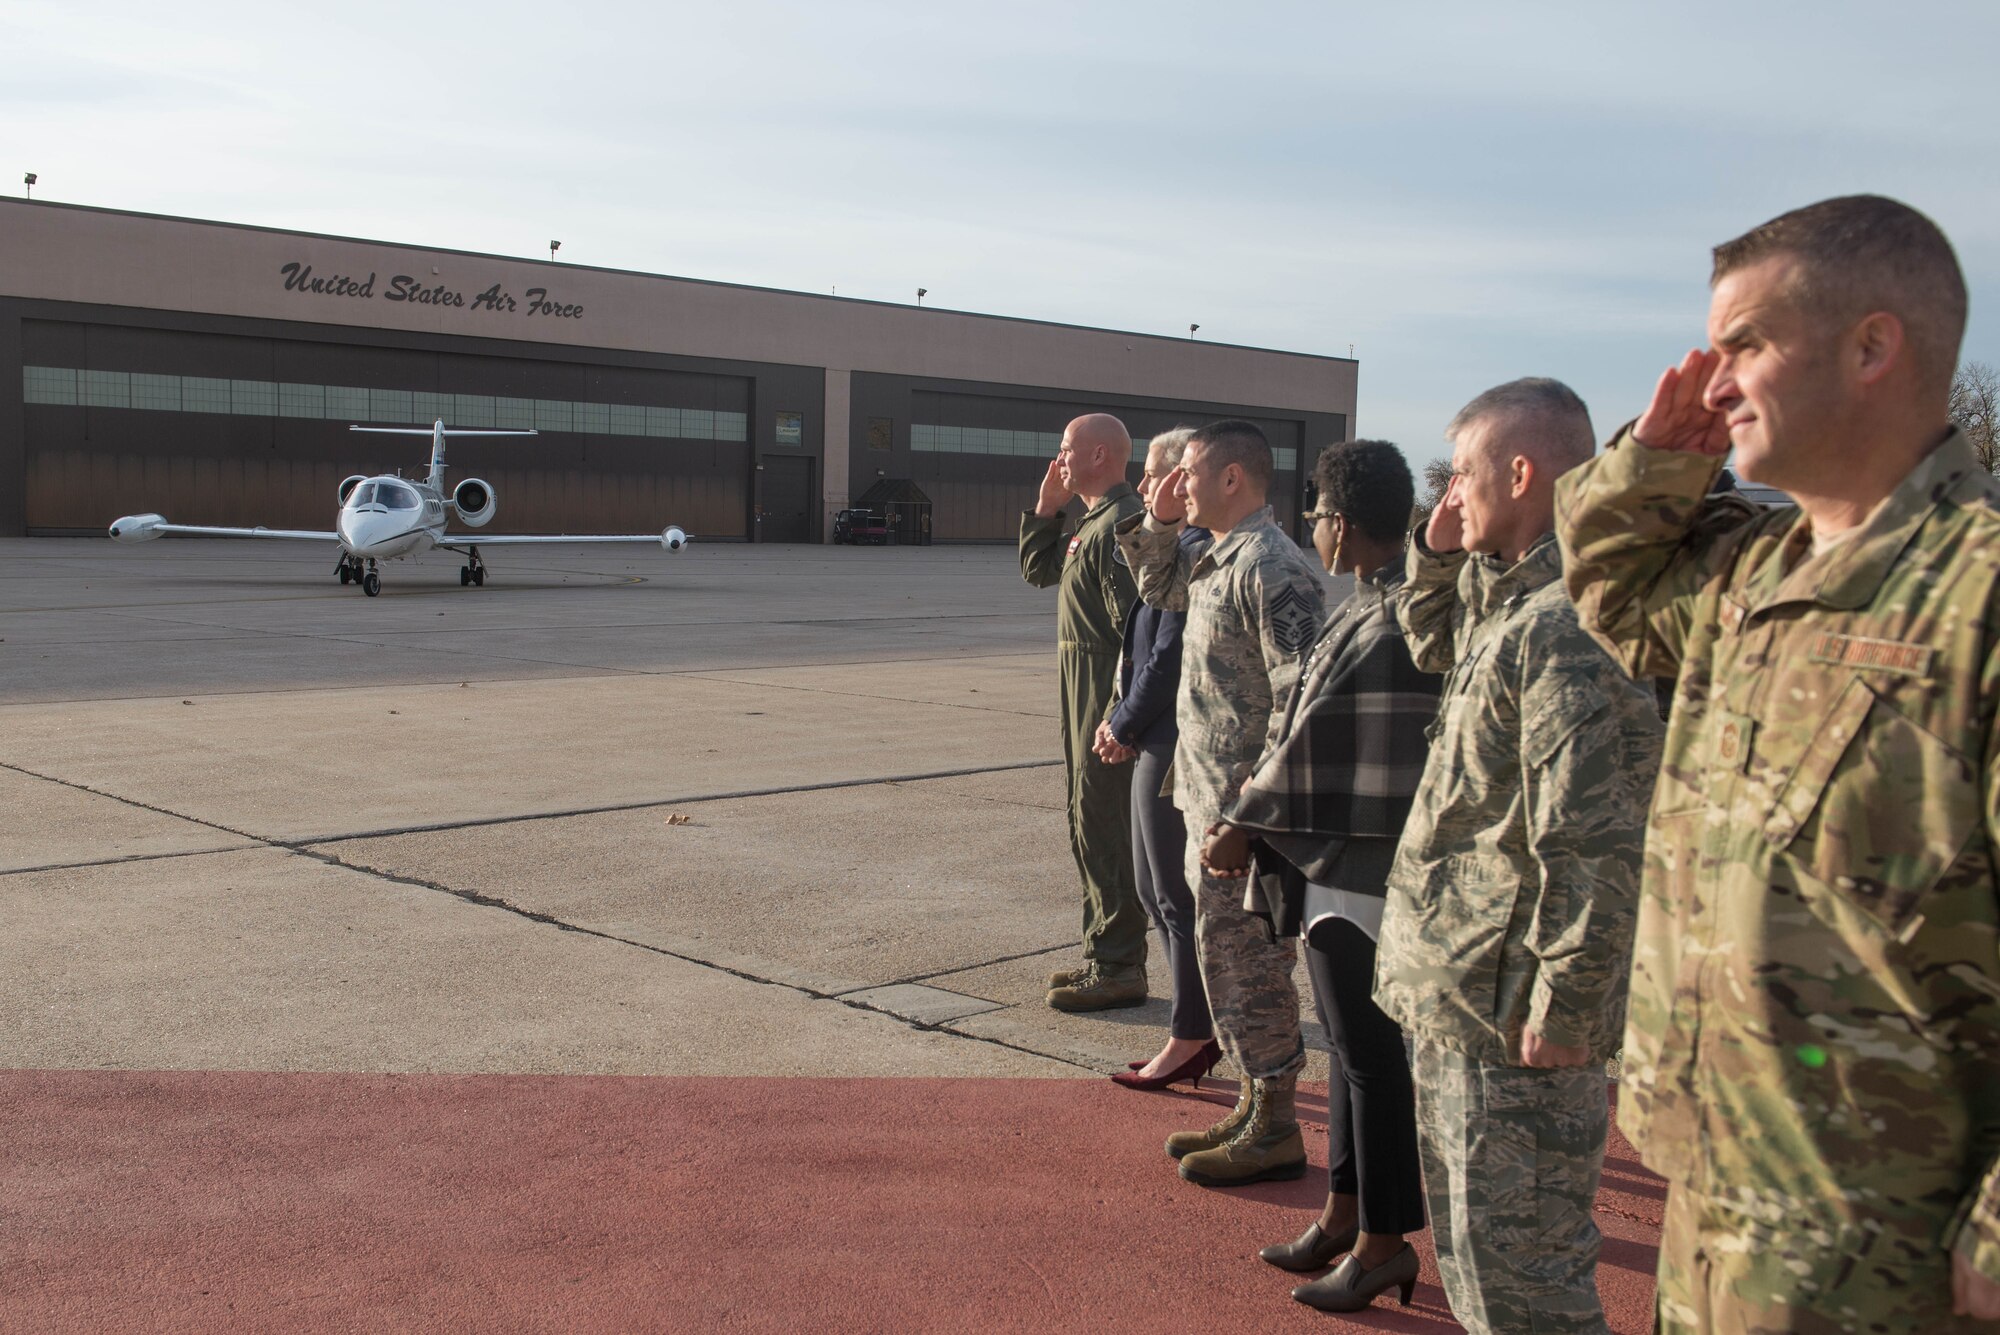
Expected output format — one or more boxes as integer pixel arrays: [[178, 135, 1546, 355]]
[[1374, 378, 1664, 1335], [1115, 418, 1325, 1187], [1020, 413, 1149, 1012], [1556, 195, 2000, 1332]]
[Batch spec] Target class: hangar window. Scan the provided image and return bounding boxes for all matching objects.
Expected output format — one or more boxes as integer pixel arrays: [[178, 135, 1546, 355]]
[[23, 365, 77, 404], [452, 394, 497, 427], [182, 377, 232, 414], [493, 397, 536, 430], [279, 383, 324, 418], [21, 365, 753, 444], [326, 385, 370, 419], [132, 374, 181, 412], [232, 380, 276, 415], [82, 369, 131, 409], [370, 388, 413, 422]]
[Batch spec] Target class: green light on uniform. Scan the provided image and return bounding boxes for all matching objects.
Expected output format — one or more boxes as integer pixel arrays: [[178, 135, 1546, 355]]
[[1796, 1044, 1828, 1069]]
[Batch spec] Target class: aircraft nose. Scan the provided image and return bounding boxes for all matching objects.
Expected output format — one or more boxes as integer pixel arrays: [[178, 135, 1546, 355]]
[[340, 511, 392, 554]]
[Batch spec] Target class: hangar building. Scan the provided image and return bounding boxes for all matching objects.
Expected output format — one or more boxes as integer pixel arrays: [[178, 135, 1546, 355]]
[[0, 200, 1357, 543]]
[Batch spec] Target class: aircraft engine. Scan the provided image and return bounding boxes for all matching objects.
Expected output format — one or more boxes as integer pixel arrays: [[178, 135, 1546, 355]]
[[338, 474, 367, 505], [660, 526, 689, 552], [452, 478, 497, 527]]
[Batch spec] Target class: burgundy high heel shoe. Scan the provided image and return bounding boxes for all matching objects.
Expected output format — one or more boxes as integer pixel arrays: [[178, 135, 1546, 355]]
[[1110, 1040, 1222, 1091]]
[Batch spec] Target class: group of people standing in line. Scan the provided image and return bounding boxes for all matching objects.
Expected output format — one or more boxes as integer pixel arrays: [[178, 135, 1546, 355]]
[[1021, 194, 2000, 1333]]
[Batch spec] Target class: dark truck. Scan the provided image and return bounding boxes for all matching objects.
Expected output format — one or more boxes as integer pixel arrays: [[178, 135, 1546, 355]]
[[833, 508, 890, 545]]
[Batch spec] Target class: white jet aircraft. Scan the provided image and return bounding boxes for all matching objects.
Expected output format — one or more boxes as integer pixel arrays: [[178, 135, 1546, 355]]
[[109, 421, 689, 596]]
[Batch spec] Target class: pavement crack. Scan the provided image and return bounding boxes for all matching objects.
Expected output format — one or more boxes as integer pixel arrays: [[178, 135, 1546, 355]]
[[304, 845, 1095, 1073], [3, 757, 1094, 1074], [299, 760, 1062, 845], [863, 942, 1076, 991]]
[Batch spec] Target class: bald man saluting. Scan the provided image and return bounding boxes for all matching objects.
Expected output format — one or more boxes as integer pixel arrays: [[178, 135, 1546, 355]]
[[1022, 414, 1150, 1011]]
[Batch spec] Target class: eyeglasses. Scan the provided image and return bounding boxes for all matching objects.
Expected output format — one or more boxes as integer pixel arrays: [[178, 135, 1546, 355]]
[[1302, 510, 1341, 523]]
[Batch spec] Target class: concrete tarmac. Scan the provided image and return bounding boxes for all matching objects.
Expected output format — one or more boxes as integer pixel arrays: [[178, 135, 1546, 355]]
[[1, 535, 1656, 1331]]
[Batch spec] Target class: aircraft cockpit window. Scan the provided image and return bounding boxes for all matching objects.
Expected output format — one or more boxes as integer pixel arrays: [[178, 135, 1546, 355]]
[[380, 485, 419, 511], [348, 482, 377, 507]]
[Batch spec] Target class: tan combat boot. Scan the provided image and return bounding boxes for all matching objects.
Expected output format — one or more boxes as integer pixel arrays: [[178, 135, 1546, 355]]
[[1046, 964, 1084, 990], [1046, 963, 1146, 1012], [1177, 1076, 1308, 1187], [1164, 1077, 1253, 1160]]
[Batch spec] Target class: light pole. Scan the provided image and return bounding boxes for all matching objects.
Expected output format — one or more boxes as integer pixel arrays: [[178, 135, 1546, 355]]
[[23, 172, 36, 199], [1189, 323, 1199, 339], [916, 287, 927, 307], [549, 239, 561, 263]]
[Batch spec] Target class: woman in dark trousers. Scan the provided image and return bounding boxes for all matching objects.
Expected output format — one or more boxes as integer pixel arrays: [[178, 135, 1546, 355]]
[[1091, 427, 1219, 1089], [1202, 440, 1438, 1313]]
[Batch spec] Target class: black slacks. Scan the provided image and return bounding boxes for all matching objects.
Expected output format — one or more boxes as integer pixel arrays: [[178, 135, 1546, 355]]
[[1131, 743, 1211, 1041], [1305, 915, 1426, 1234]]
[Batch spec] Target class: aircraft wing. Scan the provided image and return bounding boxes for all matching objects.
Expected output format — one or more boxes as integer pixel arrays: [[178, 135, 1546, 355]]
[[439, 526, 689, 551], [109, 514, 337, 543]]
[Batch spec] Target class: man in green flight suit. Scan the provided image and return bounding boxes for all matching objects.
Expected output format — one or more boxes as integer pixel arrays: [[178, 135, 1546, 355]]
[[1557, 195, 2000, 1331], [1021, 413, 1149, 1011]]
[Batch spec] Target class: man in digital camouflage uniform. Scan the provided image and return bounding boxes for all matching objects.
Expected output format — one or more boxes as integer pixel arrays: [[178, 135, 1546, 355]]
[[1557, 195, 2000, 1332], [1021, 413, 1149, 1011], [1374, 378, 1664, 1334], [1116, 418, 1324, 1186]]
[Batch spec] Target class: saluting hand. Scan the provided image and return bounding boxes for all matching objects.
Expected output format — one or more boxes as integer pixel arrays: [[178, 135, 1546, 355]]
[[1425, 483, 1464, 554], [1150, 467, 1188, 524], [1634, 348, 1730, 455], [1036, 458, 1074, 519]]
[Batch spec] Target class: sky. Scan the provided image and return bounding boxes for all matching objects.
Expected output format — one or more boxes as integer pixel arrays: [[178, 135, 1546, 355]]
[[7, 0, 1998, 474]]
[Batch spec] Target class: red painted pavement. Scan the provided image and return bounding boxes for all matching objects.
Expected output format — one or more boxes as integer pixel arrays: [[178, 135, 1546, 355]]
[[1, 1072, 1660, 1333]]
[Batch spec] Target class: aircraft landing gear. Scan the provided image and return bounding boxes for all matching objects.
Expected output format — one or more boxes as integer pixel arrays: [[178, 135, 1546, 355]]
[[336, 555, 362, 585], [362, 559, 381, 598], [460, 547, 486, 588]]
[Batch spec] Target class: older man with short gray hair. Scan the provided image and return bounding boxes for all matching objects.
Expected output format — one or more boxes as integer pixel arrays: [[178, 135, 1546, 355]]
[[1374, 378, 1663, 1334]]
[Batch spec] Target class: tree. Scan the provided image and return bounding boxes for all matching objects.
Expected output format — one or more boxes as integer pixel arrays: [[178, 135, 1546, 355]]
[[1411, 456, 1454, 528], [1951, 361, 2000, 474]]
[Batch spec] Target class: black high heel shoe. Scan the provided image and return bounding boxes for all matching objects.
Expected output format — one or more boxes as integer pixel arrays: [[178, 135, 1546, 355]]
[[1259, 1221, 1359, 1272], [1109, 1040, 1222, 1092], [1291, 1243, 1419, 1312]]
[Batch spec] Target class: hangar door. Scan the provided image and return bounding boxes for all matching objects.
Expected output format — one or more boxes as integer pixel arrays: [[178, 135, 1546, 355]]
[[21, 320, 753, 538]]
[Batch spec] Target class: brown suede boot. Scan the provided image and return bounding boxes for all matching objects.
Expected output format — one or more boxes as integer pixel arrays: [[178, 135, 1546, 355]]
[[1164, 1077, 1253, 1160], [1045, 963, 1146, 1012], [1177, 1076, 1308, 1187], [1046, 964, 1084, 990]]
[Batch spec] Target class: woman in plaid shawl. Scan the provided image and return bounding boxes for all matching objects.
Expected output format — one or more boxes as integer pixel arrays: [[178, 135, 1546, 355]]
[[1203, 440, 1440, 1314]]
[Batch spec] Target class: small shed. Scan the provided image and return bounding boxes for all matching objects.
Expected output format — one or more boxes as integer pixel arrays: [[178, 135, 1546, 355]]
[[853, 478, 934, 545]]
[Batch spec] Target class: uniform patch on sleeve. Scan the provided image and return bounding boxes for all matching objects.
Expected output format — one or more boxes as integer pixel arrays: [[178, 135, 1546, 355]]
[[1267, 583, 1319, 656], [1066, 535, 1082, 559], [1805, 632, 1935, 677]]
